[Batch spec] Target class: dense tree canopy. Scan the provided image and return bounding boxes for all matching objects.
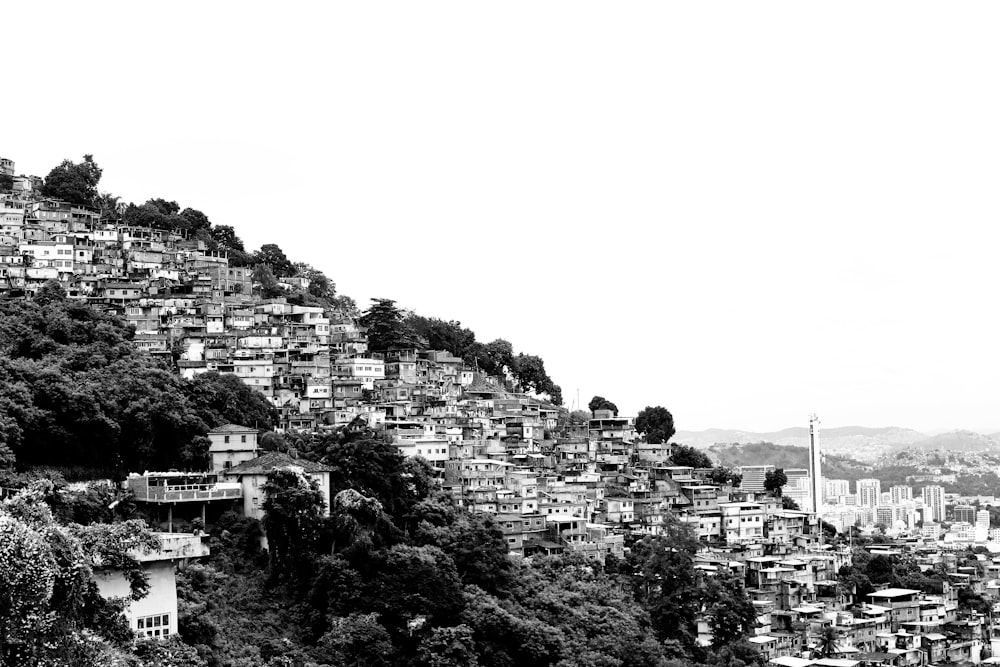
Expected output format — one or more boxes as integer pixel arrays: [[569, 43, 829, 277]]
[[636, 406, 676, 444], [40, 154, 102, 207], [0, 299, 273, 475], [669, 444, 713, 469], [254, 243, 296, 278], [764, 469, 788, 497], [588, 395, 618, 415], [359, 299, 419, 351]]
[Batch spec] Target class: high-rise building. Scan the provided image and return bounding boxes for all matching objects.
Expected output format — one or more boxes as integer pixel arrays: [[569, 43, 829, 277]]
[[890, 485, 913, 504], [808, 415, 822, 514], [977, 510, 991, 531], [953, 505, 976, 524], [922, 485, 946, 523], [738, 465, 774, 493], [824, 479, 850, 503], [784, 468, 810, 509], [857, 479, 882, 508]]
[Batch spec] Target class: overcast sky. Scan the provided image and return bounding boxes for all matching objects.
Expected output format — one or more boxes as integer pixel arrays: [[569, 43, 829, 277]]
[[5, 2, 1000, 433]]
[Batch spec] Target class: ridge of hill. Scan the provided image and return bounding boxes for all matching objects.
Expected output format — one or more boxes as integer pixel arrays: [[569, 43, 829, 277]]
[[674, 426, 925, 461], [903, 430, 1000, 453]]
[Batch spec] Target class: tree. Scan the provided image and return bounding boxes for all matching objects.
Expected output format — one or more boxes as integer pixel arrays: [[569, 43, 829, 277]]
[[254, 243, 295, 277], [588, 396, 618, 416], [210, 225, 244, 251], [178, 208, 211, 232], [628, 514, 703, 648], [33, 279, 67, 306], [816, 626, 840, 658], [764, 469, 788, 497], [262, 468, 326, 587], [40, 155, 102, 207], [635, 406, 676, 444], [359, 299, 419, 352], [415, 624, 479, 667], [511, 353, 561, 404], [252, 265, 284, 299], [407, 316, 477, 358], [704, 569, 757, 649], [670, 444, 713, 469], [184, 372, 277, 430], [781, 496, 800, 511], [293, 263, 337, 303]]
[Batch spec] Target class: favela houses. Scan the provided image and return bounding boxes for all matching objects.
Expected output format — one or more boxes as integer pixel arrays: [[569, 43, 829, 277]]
[[2, 152, 1000, 667]]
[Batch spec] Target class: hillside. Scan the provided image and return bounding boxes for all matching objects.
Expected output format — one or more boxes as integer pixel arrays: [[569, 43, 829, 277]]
[[707, 442, 873, 481], [675, 426, 926, 462], [901, 430, 1000, 453]]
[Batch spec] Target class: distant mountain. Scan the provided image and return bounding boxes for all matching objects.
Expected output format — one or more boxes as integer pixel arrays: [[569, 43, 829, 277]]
[[705, 442, 873, 481], [673, 426, 926, 463], [904, 430, 1000, 452], [674, 426, 924, 448]]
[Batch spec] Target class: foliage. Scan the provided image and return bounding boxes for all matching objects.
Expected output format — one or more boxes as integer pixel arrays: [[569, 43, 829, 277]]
[[636, 406, 676, 444], [588, 395, 618, 416], [252, 264, 285, 299], [0, 488, 173, 666], [184, 371, 277, 430], [669, 444, 713, 469], [781, 496, 800, 510], [359, 298, 419, 351], [254, 243, 295, 278], [262, 467, 326, 587], [40, 154, 102, 207], [0, 298, 236, 473], [764, 469, 788, 497]]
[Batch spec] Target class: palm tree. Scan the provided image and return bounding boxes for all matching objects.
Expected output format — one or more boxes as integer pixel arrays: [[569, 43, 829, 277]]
[[817, 625, 840, 658]]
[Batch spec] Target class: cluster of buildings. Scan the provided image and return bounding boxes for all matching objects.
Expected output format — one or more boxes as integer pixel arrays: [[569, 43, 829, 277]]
[[11, 158, 1000, 663], [746, 540, 1000, 666], [821, 478, 996, 545]]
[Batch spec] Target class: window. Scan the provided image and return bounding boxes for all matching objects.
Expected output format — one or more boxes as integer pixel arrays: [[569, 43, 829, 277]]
[[241, 435, 247, 443], [137, 614, 170, 638], [224, 435, 230, 444]]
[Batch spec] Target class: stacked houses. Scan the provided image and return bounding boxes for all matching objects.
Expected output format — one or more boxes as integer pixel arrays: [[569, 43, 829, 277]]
[[11, 156, 1000, 664]]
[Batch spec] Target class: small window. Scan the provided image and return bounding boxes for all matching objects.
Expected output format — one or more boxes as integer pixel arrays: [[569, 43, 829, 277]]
[[224, 435, 230, 444], [241, 435, 247, 443]]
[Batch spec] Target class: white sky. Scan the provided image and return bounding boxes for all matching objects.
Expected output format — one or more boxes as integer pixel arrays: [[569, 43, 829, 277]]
[[5, 2, 1000, 433]]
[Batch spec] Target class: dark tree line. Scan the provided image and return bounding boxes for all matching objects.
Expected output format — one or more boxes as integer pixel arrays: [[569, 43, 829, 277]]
[[0, 295, 276, 476]]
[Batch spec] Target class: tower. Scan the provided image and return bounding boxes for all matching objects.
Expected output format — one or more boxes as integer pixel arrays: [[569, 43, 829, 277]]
[[808, 414, 822, 514]]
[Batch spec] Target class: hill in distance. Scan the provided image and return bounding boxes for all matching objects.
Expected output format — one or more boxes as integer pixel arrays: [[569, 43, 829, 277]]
[[904, 430, 1000, 453], [674, 426, 925, 461]]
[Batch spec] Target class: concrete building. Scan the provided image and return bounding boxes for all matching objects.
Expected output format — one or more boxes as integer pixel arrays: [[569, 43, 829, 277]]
[[922, 485, 946, 523], [95, 532, 209, 639], [857, 478, 882, 508]]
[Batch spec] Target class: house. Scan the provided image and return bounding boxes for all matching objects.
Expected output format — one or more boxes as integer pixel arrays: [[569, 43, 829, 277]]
[[95, 532, 209, 640], [208, 424, 260, 472], [222, 452, 333, 520]]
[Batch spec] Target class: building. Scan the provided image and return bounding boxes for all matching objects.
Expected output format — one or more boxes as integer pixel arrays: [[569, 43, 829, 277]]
[[824, 478, 850, 503], [857, 479, 882, 508], [889, 484, 913, 504], [223, 452, 333, 521], [208, 424, 260, 472], [94, 532, 209, 639], [954, 504, 976, 525], [739, 465, 775, 494], [922, 485, 946, 523]]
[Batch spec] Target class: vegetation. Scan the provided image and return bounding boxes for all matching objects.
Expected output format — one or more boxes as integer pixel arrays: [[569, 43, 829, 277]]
[[161, 428, 766, 666], [669, 444, 713, 469], [636, 406, 675, 444], [0, 297, 276, 476]]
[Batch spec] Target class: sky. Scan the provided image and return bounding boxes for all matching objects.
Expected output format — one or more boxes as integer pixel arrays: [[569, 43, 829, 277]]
[[5, 2, 1000, 433]]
